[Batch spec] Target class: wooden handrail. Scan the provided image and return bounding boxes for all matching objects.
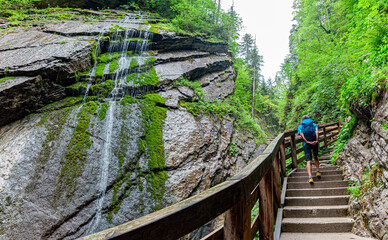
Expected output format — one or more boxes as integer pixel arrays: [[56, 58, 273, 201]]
[[81, 122, 342, 240]]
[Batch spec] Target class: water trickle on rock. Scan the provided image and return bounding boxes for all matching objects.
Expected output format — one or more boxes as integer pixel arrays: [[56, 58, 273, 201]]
[[86, 13, 153, 234]]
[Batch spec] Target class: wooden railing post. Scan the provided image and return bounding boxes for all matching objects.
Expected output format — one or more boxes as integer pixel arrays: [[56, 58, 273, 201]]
[[323, 126, 328, 148], [224, 199, 251, 240], [279, 141, 286, 178], [273, 151, 281, 215], [259, 167, 274, 240], [290, 134, 298, 168]]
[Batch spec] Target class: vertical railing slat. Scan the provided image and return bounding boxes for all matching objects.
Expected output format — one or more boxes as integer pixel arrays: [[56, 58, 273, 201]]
[[259, 167, 274, 240]]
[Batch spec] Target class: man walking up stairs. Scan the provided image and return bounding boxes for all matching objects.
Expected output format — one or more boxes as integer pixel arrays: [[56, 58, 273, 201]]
[[280, 147, 375, 240]]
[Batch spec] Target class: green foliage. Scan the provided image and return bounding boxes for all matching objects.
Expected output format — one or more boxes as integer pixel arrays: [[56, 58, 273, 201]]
[[131, 0, 242, 42], [277, 0, 388, 129], [228, 142, 238, 157], [0, 0, 37, 10], [331, 117, 357, 164]]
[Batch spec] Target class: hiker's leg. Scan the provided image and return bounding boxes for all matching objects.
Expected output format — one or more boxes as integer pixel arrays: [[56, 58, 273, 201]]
[[303, 144, 313, 177], [306, 160, 312, 177]]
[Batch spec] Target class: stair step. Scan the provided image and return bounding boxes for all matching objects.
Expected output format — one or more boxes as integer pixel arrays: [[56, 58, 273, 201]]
[[288, 175, 343, 182], [280, 232, 375, 240], [286, 187, 348, 197], [294, 166, 337, 172], [283, 205, 349, 218], [287, 180, 348, 189], [285, 195, 350, 206], [290, 169, 342, 177], [281, 217, 354, 233]]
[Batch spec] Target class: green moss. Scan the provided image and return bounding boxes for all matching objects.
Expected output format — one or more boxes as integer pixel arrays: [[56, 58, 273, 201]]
[[56, 101, 98, 199], [109, 59, 119, 74], [149, 24, 159, 34], [99, 102, 109, 120], [95, 63, 106, 78], [145, 56, 156, 65], [89, 39, 97, 65], [129, 58, 139, 69], [126, 73, 138, 83], [66, 82, 88, 91], [120, 96, 135, 106], [130, 67, 159, 86], [0, 76, 15, 83], [56, 40, 67, 44], [102, 80, 114, 97]]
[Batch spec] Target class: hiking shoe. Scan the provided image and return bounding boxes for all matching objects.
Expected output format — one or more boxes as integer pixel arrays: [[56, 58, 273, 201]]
[[316, 171, 321, 179], [308, 176, 314, 184]]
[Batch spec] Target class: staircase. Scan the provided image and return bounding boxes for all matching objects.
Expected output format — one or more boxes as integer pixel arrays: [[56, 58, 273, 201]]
[[280, 148, 374, 240]]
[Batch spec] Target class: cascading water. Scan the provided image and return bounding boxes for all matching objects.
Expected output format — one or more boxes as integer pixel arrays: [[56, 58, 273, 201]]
[[86, 13, 153, 234]]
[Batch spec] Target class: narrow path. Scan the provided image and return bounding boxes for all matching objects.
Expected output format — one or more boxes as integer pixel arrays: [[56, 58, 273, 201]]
[[280, 147, 375, 240]]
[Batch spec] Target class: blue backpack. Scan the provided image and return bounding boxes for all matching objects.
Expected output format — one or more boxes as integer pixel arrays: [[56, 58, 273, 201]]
[[301, 119, 316, 141]]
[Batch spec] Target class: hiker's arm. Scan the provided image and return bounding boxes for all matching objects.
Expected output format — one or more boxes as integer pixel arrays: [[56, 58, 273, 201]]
[[300, 132, 314, 145], [312, 128, 319, 145]]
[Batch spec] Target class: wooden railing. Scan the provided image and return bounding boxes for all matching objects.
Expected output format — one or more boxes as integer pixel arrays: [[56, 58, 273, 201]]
[[81, 122, 342, 240]]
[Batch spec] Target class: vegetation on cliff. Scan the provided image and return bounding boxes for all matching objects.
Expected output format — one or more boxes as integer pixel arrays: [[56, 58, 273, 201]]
[[276, 0, 388, 129]]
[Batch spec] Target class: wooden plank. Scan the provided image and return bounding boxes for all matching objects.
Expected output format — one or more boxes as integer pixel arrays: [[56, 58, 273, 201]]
[[274, 208, 283, 240], [80, 180, 243, 240], [259, 168, 274, 240], [273, 152, 281, 215], [296, 147, 303, 155], [263, 133, 285, 157], [290, 134, 298, 168], [280, 177, 288, 207], [201, 226, 223, 240], [284, 129, 298, 137], [224, 200, 251, 240], [250, 212, 260, 240], [285, 152, 291, 161], [279, 141, 287, 177], [230, 154, 273, 196], [318, 122, 340, 128], [284, 141, 291, 148], [323, 127, 328, 148]]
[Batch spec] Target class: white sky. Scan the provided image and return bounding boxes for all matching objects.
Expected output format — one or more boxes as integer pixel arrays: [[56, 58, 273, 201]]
[[222, 0, 295, 81]]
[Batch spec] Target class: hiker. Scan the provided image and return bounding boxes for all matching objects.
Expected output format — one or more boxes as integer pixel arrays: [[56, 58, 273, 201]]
[[297, 115, 320, 183]]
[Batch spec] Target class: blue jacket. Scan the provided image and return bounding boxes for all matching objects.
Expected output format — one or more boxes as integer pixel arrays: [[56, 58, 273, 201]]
[[297, 119, 318, 147]]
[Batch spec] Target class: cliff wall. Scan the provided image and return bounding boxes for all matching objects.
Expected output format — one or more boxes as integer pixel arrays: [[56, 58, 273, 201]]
[[337, 89, 388, 240], [0, 11, 266, 239]]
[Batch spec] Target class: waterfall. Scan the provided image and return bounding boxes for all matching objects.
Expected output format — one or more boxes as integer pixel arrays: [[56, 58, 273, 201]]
[[86, 13, 153, 234]]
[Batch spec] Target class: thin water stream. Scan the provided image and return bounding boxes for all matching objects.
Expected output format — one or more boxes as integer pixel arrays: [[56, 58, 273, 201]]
[[87, 13, 153, 234]]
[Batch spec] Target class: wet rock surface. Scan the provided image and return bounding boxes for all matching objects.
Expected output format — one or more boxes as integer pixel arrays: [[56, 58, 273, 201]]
[[337, 90, 388, 239], [0, 13, 265, 240]]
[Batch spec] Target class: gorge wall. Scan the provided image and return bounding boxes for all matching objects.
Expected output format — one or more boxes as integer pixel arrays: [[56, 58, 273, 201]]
[[337, 89, 388, 240], [0, 11, 266, 239]]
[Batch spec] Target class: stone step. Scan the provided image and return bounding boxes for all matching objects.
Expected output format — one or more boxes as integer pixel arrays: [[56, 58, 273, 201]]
[[280, 232, 375, 240], [281, 217, 354, 233], [290, 169, 342, 177], [286, 187, 348, 197], [287, 180, 348, 189], [285, 195, 350, 206], [294, 166, 338, 172], [288, 175, 343, 182], [283, 205, 349, 218]]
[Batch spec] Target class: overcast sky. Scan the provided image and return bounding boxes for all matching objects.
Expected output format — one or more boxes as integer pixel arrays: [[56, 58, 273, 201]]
[[221, 0, 295, 81]]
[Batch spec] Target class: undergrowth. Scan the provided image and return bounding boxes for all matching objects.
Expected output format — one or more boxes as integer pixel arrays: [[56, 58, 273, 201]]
[[330, 116, 357, 165]]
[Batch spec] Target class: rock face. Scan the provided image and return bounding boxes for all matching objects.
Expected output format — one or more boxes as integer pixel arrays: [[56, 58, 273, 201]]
[[0, 12, 265, 240], [337, 90, 388, 240]]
